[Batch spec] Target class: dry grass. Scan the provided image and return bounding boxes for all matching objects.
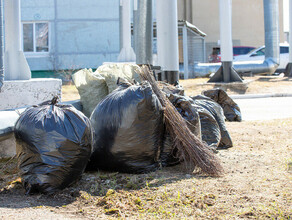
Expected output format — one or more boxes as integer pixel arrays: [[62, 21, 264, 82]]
[[1, 119, 291, 219], [180, 75, 292, 97], [61, 84, 80, 102], [62, 75, 292, 102], [1, 75, 292, 219]]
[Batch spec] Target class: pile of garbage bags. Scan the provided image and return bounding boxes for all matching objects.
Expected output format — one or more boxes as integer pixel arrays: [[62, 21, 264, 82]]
[[87, 80, 237, 173], [14, 64, 241, 194]]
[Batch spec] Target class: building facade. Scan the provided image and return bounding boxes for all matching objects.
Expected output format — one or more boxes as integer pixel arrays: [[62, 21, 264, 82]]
[[21, 0, 119, 72], [20, 0, 286, 73]]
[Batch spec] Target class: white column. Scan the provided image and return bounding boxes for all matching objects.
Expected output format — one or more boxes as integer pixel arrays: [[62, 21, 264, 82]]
[[134, 0, 138, 13], [4, 0, 31, 80], [219, 0, 233, 62], [156, 0, 179, 71], [117, 0, 136, 62], [289, 0, 292, 62]]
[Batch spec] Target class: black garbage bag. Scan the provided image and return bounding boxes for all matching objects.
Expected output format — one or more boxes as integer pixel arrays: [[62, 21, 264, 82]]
[[158, 81, 185, 96], [163, 93, 232, 151], [191, 95, 233, 149], [87, 81, 164, 173], [161, 94, 201, 166], [202, 89, 242, 122], [192, 100, 221, 150], [14, 97, 92, 194]]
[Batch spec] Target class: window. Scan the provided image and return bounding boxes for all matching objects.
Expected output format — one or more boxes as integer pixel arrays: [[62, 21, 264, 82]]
[[22, 22, 49, 53], [251, 48, 265, 57], [233, 47, 255, 55], [256, 48, 265, 56], [280, 46, 289, 54]]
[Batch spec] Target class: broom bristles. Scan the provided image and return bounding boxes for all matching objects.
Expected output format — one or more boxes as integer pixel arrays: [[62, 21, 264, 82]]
[[138, 66, 224, 176]]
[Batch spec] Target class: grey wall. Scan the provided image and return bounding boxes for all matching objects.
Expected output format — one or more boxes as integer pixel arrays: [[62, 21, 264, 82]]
[[21, 0, 119, 71]]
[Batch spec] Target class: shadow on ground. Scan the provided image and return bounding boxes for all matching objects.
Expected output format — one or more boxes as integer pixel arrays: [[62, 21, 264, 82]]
[[0, 160, 214, 210], [255, 76, 292, 82]]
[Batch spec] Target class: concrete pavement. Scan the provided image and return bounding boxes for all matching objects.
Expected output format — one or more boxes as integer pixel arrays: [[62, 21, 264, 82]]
[[233, 96, 292, 121]]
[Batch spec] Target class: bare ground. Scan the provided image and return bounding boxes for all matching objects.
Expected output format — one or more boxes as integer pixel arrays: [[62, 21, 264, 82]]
[[1, 75, 292, 219], [180, 75, 292, 96]]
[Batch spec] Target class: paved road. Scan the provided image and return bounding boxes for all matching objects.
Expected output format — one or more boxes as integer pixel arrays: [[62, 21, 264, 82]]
[[234, 96, 292, 121]]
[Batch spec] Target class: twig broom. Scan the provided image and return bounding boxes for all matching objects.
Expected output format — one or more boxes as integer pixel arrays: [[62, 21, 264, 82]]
[[138, 66, 224, 176]]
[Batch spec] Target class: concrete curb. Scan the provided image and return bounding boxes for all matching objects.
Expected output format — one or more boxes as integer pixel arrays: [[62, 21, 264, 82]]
[[230, 93, 292, 99]]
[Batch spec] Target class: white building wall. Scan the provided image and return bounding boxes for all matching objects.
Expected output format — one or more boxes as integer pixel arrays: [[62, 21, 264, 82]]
[[21, 0, 120, 71]]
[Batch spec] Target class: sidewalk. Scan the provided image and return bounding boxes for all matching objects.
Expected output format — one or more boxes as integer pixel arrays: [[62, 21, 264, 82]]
[[232, 95, 292, 121], [230, 92, 292, 99]]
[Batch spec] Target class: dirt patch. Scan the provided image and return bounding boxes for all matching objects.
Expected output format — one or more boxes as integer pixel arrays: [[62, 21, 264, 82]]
[[1, 119, 291, 219], [62, 84, 80, 102], [180, 75, 292, 96], [1, 75, 291, 219]]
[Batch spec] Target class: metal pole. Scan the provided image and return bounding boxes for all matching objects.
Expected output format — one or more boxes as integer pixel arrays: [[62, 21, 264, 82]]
[[264, 0, 280, 63], [182, 25, 189, 79], [203, 38, 206, 62], [290, 0, 292, 63], [133, 0, 138, 52], [136, 0, 153, 65], [156, 0, 179, 84], [117, 0, 136, 62], [0, 0, 4, 91], [285, 0, 292, 76], [119, 0, 123, 52]]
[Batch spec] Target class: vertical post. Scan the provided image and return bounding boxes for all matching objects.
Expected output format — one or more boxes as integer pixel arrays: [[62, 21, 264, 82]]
[[203, 38, 206, 62], [119, 0, 123, 52], [133, 0, 138, 52], [54, 0, 59, 71], [289, 0, 292, 63], [118, 0, 136, 62], [4, 0, 31, 80], [136, 0, 153, 65], [182, 24, 189, 79], [220, 0, 233, 63], [283, 0, 289, 42], [208, 0, 242, 83], [220, 0, 232, 82], [264, 0, 280, 63], [156, 0, 179, 84], [0, 0, 4, 91], [285, 0, 292, 76]]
